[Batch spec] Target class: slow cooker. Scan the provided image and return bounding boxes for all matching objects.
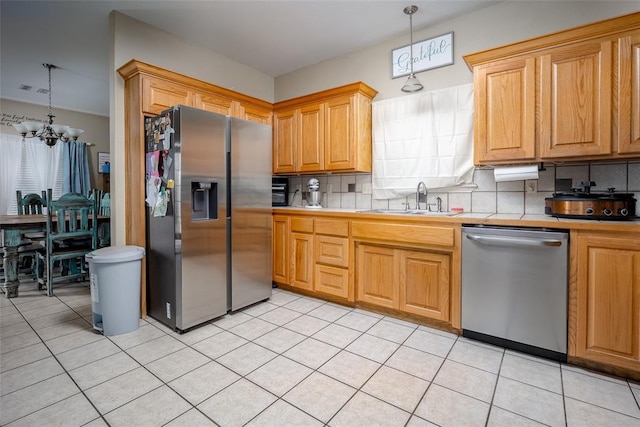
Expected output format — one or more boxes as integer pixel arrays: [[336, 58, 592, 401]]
[[544, 181, 636, 220]]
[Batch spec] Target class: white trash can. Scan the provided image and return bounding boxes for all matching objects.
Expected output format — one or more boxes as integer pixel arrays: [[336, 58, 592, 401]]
[[86, 246, 145, 336]]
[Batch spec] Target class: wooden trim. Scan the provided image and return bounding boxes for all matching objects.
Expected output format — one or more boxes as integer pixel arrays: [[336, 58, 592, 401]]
[[314, 218, 349, 237], [121, 74, 148, 316], [274, 82, 378, 111], [117, 59, 272, 110], [463, 11, 640, 69], [567, 230, 580, 358], [450, 224, 462, 329], [567, 355, 640, 382], [290, 216, 314, 233], [352, 221, 455, 248]]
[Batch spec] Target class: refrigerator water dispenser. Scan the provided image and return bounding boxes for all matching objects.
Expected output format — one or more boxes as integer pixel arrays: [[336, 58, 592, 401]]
[[191, 181, 217, 220]]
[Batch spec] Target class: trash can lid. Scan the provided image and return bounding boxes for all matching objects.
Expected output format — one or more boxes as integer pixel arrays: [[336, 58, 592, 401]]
[[86, 245, 145, 263]]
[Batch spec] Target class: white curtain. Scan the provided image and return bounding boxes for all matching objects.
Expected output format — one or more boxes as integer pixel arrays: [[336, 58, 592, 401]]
[[0, 134, 23, 214], [24, 139, 63, 196], [372, 83, 475, 199]]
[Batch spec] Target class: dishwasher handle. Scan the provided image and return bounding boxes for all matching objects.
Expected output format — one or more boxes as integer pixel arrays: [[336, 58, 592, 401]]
[[465, 233, 563, 247]]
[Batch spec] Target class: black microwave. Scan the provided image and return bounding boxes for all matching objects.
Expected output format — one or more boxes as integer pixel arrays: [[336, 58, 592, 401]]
[[272, 177, 289, 206]]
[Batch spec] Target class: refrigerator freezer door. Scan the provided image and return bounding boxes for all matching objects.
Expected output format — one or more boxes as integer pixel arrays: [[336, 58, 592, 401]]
[[177, 106, 228, 330], [229, 118, 273, 311]]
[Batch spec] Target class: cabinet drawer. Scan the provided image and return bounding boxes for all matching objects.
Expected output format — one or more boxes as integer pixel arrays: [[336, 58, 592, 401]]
[[315, 219, 349, 237], [291, 217, 314, 233], [315, 235, 349, 267], [352, 221, 454, 247], [315, 264, 349, 299]]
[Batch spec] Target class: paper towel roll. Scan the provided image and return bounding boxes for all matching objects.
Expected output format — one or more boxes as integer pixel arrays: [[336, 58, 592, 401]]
[[493, 165, 539, 182]]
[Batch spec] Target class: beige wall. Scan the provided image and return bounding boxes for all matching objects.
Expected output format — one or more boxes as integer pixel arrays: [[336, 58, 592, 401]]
[[108, 2, 639, 245], [0, 98, 109, 189], [274, 1, 640, 102], [110, 12, 275, 245]]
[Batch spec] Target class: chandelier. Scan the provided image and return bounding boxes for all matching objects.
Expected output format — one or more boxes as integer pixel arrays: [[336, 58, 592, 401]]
[[12, 63, 84, 147], [401, 5, 424, 93]]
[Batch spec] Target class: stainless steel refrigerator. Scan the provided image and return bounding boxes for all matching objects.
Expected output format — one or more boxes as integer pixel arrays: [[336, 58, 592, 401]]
[[145, 105, 272, 332]]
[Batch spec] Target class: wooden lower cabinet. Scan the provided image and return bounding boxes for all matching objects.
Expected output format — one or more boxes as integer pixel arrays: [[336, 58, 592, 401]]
[[290, 232, 314, 291], [399, 250, 450, 321], [315, 264, 349, 299], [272, 215, 289, 284], [572, 231, 640, 372], [314, 234, 349, 298], [356, 245, 398, 309], [356, 244, 451, 322]]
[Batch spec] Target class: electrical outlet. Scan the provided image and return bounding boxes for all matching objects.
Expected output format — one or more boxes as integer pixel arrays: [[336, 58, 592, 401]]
[[327, 184, 332, 194], [526, 180, 538, 193], [362, 183, 372, 194], [295, 184, 301, 192]]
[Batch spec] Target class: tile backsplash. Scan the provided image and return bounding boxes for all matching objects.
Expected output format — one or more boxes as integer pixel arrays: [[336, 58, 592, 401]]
[[282, 161, 639, 215]]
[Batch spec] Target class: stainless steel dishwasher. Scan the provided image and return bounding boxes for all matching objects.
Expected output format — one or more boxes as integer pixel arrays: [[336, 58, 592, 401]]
[[461, 225, 568, 362]]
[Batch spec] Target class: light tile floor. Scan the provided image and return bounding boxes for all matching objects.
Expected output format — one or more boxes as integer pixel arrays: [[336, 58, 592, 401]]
[[1, 281, 640, 426]]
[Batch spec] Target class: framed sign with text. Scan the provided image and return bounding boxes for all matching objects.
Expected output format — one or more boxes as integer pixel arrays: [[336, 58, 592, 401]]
[[98, 152, 110, 174], [392, 31, 454, 78]]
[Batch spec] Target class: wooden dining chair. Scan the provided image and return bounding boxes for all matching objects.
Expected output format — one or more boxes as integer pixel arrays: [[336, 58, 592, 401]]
[[16, 190, 47, 215], [37, 189, 98, 296], [98, 192, 111, 247], [12, 191, 48, 281]]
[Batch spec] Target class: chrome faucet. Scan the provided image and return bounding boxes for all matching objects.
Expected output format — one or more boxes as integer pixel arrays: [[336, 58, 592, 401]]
[[416, 181, 427, 210]]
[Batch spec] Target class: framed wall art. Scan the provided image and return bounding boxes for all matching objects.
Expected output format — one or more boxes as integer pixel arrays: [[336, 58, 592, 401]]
[[98, 152, 110, 174], [392, 31, 454, 78]]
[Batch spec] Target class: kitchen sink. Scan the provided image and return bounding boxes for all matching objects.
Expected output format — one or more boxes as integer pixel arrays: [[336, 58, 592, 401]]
[[358, 209, 458, 216]]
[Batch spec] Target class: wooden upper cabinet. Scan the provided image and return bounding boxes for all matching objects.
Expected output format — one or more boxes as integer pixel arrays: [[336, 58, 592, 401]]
[[540, 40, 613, 159], [474, 57, 536, 163], [273, 82, 377, 174], [273, 109, 297, 173], [298, 103, 325, 172], [325, 95, 355, 171], [464, 11, 640, 164], [617, 32, 640, 154], [573, 231, 640, 372], [239, 103, 272, 125], [142, 77, 192, 115], [194, 92, 234, 116]]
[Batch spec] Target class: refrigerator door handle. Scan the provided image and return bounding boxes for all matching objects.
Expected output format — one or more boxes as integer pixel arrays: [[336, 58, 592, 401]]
[[175, 239, 182, 254]]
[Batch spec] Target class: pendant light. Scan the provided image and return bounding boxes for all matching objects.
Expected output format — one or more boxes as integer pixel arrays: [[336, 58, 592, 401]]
[[401, 5, 424, 93], [12, 63, 84, 147]]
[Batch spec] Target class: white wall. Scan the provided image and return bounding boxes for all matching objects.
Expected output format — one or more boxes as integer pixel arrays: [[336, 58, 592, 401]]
[[0, 98, 109, 189], [274, 1, 640, 102], [110, 12, 275, 245]]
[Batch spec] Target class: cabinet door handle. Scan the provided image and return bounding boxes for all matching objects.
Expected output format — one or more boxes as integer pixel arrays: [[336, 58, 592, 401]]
[[465, 234, 563, 247]]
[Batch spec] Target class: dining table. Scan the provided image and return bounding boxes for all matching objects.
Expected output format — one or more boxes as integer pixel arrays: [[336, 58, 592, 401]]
[[1, 214, 109, 298]]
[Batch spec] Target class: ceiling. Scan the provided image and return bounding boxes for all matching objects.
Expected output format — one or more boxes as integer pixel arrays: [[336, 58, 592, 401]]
[[0, 1, 500, 117]]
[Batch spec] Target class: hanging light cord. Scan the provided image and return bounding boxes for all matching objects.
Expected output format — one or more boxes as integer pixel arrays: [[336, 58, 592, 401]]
[[45, 63, 56, 124], [47, 64, 53, 119], [409, 10, 414, 74], [401, 5, 423, 93]]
